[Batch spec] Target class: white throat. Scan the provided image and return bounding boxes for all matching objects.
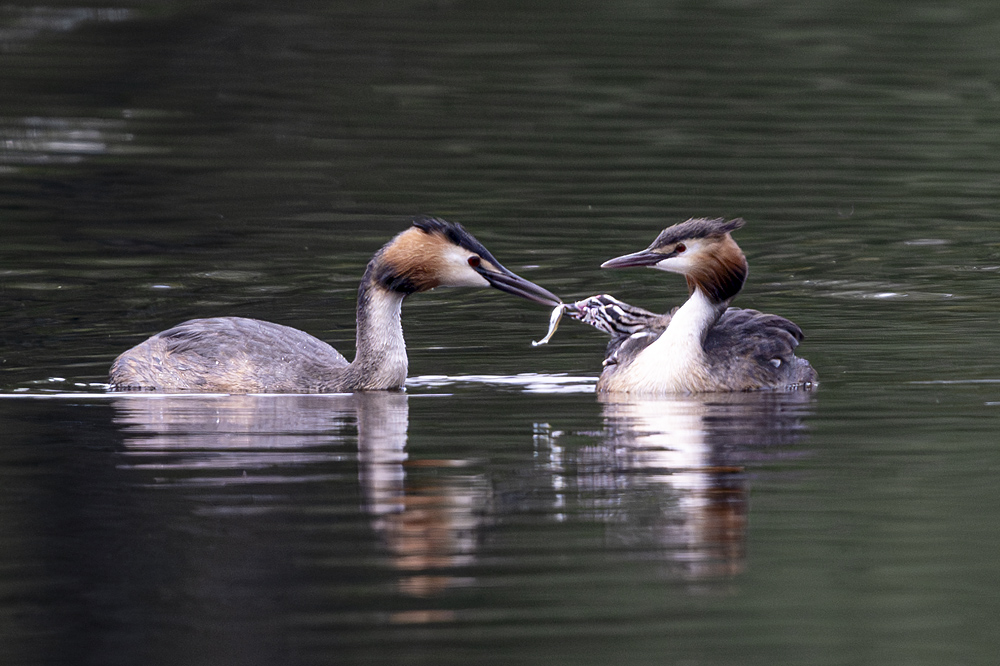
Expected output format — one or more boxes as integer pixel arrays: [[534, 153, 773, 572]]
[[615, 288, 722, 393]]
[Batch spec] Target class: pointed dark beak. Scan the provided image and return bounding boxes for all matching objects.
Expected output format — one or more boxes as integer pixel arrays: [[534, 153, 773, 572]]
[[477, 265, 562, 307], [600, 248, 663, 269]]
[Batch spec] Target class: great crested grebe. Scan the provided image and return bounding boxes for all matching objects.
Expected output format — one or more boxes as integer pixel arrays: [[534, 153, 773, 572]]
[[539, 217, 816, 393], [110, 216, 560, 393]]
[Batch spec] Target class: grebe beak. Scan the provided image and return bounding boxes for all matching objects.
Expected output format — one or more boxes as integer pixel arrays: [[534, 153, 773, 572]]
[[600, 248, 664, 269], [476, 264, 562, 307]]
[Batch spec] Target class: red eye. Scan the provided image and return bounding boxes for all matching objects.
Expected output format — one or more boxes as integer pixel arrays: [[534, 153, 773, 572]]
[[468, 256, 481, 268], [675, 243, 686, 253]]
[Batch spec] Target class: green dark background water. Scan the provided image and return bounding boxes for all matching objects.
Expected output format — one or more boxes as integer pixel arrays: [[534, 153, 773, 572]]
[[2, 1, 999, 664]]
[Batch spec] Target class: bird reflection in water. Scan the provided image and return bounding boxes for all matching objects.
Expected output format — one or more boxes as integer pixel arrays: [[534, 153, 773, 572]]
[[355, 395, 486, 601], [111, 392, 488, 610], [108, 387, 813, 617], [534, 391, 813, 582]]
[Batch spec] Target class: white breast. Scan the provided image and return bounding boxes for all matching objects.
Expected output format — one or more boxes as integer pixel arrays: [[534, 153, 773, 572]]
[[602, 289, 720, 394]]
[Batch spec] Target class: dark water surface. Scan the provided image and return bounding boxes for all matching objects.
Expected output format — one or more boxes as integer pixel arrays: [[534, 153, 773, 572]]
[[3, 1, 1000, 664]]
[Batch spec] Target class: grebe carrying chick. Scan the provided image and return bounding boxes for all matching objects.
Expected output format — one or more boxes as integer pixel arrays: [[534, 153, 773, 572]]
[[111, 216, 560, 393], [534, 217, 816, 393]]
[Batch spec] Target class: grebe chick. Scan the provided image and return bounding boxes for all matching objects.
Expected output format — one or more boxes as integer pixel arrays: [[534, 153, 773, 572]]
[[569, 217, 816, 393], [110, 216, 560, 393]]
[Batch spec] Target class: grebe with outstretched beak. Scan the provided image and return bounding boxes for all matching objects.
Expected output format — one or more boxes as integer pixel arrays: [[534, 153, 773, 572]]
[[111, 216, 560, 393]]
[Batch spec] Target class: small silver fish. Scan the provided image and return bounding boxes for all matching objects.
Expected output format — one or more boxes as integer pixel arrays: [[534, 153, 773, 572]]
[[531, 303, 567, 346]]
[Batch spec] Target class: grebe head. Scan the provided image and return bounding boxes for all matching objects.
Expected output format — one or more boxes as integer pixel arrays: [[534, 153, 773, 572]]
[[374, 216, 561, 306], [600, 217, 749, 303]]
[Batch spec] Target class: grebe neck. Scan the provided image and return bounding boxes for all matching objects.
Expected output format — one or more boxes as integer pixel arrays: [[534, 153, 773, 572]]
[[336, 275, 408, 391], [666, 286, 728, 346]]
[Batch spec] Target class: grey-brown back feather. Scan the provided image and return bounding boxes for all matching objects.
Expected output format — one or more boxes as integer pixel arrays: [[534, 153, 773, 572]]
[[110, 317, 350, 392], [702, 308, 816, 389]]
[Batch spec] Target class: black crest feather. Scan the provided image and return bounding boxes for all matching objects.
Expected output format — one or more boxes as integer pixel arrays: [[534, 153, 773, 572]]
[[651, 217, 745, 249]]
